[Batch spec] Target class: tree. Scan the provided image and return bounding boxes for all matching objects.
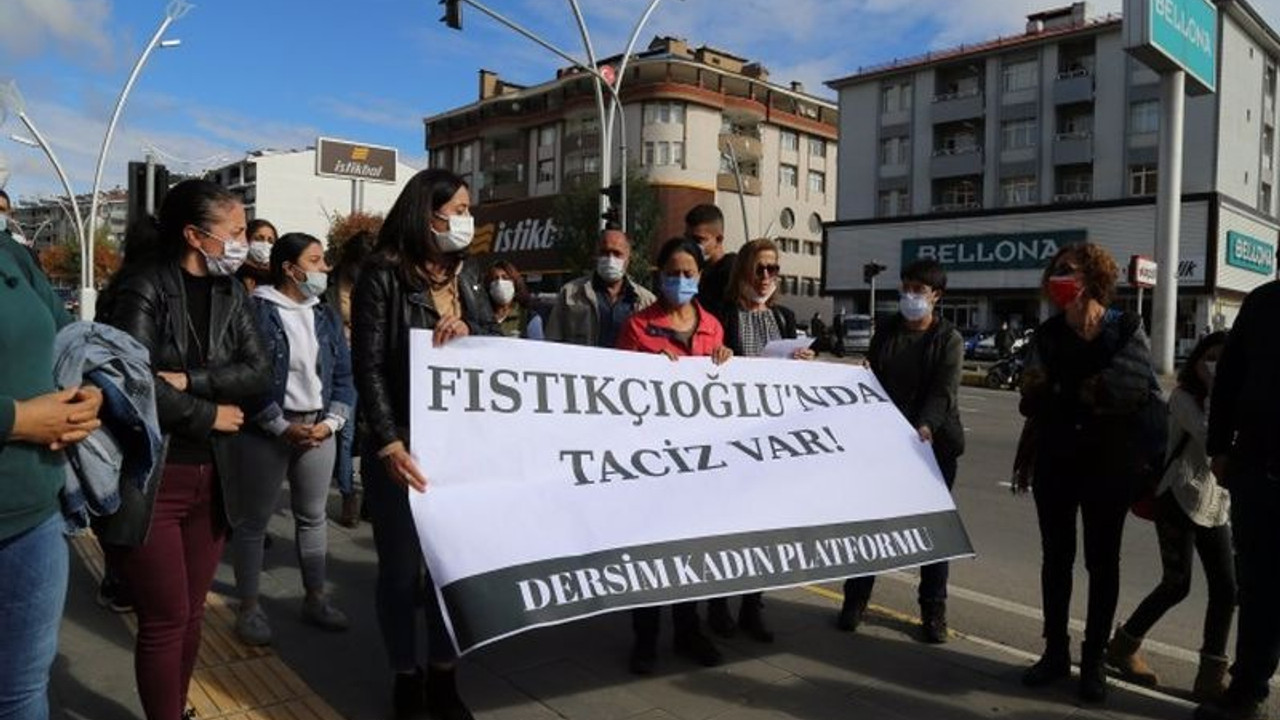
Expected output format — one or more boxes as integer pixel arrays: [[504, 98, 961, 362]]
[[552, 161, 659, 280], [326, 210, 383, 260], [38, 226, 121, 288]]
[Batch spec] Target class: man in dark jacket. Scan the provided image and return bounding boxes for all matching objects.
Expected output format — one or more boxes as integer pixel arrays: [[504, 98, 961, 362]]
[[1200, 279, 1280, 720], [686, 204, 734, 321], [837, 258, 964, 644]]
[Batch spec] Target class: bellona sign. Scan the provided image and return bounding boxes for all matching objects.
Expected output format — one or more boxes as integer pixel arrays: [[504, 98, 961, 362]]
[[1124, 0, 1218, 94], [901, 230, 1087, 271]]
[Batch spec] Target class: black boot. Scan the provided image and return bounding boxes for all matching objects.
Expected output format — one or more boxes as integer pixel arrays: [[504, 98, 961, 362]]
[[707, 597, 737, 638], [673, 628, 723, 667], [836, 596, 867, 632], [739, 596, 774, 644], [1022, 637, 1071, 688], [425, 666, 474, 720], [392, 667, 426, 719], [919, 600, 948, 644], [1194, 689, 1269, 720], [1078, 643, 1108, 704], [629, 636, 657, 675]]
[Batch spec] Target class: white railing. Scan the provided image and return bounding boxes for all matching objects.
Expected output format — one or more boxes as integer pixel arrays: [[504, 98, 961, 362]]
[[932, 144, 982, 157], [1054, 131, 1093, 141], [932, 87, 982, 103], [1053, 192, 1092, 202], [1056, 67, 1092, 80]]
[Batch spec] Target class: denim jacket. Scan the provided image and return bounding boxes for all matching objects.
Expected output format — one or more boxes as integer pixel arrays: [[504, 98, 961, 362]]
[[247, 294, 355, 435], [53, 322, 163, 532]]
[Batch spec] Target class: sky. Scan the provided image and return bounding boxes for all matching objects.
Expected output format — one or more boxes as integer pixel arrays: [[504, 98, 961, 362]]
[[3, 0, 1279, 201]]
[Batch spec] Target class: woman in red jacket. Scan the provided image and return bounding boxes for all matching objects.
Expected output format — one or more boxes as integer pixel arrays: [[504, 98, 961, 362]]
[[617, 236, 731, 675]]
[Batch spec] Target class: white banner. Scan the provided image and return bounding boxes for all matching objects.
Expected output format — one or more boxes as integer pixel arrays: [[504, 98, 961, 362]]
[[408, 331, 973, 654]]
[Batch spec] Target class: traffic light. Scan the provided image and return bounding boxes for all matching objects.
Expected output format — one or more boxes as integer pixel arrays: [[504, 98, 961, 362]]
[[863, 261, 887, 284], [440, 0, 462, 29], [601, 183, 621, 228]]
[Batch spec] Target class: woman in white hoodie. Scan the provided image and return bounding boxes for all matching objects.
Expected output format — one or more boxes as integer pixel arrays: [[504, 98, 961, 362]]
[[230, 232, 356, 646]]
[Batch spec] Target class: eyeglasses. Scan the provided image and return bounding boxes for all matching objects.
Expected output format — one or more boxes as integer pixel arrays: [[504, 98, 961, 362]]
[[754, 264, 781, 279]]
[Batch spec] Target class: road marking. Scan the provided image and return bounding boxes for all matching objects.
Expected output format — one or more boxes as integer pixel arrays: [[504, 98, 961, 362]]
[[800, 583, 1197, 709]]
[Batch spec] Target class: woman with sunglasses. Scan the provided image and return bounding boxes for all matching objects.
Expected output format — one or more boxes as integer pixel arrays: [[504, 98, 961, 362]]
[[1017, 242, 1157, 704], [703, 238, 812, 644], [617, 236, 732, 675]]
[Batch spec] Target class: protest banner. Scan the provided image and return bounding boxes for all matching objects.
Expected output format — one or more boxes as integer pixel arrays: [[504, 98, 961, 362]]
[[408, 331, 973, 654]]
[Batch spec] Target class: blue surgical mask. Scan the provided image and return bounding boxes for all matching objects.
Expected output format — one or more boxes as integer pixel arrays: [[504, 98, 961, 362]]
[[661, 274, 699, 307], [899, 291, 932, 321]]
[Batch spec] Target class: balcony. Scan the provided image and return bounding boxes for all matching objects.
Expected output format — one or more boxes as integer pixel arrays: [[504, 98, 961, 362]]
[[562, 130, 600, 152], [1053, 192, 1092, 203], [718, 133, 763, 162], [931, 88, 984, 124], [480, 181, 527, 203], [930, 201, 981, 213], [717, 172, 762, 195], [1052, 132, 1093, 165], [1054, 69, 1094, 105], [931, 145, 984, 178]]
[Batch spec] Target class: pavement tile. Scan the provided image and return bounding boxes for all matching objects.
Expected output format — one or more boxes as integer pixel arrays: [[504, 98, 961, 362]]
[[504, 658, 655, 720]]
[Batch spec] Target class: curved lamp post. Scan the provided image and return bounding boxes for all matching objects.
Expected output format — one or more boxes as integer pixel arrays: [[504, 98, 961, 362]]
[[2, 84, 88, 265], [84, 0, 192, 319]]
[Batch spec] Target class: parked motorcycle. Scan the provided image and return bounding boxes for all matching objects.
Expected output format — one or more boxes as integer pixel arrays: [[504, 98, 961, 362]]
[[984, 354, 1024, 390]]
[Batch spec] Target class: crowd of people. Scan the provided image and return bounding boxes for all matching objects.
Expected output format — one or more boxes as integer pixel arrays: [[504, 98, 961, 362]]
[[1, 167, 1278, 720]]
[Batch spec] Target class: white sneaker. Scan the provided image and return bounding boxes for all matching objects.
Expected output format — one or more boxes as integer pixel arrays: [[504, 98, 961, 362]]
[[234, 605, 272, 646]]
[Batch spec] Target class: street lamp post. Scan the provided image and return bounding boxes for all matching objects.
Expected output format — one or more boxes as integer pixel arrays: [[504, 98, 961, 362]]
[[443, 0, 670, 232], [85, 0, 192, 320]]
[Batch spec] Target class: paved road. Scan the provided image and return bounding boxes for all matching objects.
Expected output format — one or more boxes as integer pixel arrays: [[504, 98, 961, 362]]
[[838, 385, 1230, 702]]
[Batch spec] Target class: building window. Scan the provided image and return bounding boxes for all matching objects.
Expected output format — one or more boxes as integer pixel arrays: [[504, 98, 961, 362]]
[[878, 189, 910, 218], [780, 208, 795, 229], [1129, 164, 1158, 196], [808, 212, 824, 234], [1130, 101, 1160, 134], [804, 241, 820, 256], [879, 136, 911, 166], [1001, 118, 1038, 150], [802, 278, 818, 296], [1261, 182, 1273, 212], [880, 82, 912, 113], [780, 129, 799, 153], [1001, 60, 1038, 92], [809, 137, 826, 157], [779, 163, 798, 190], [1001, 176, 1038, 206], [644, 141, 684, 167], [537, 159, 556, 184], [1056, 167, 1093, 200], [935, 127, 979, 155], [939, 180, 978, 209], [538, 125, 556, 147], [1058, 110, 1093, 137], [643, 101, 685, 125], [807, 170, 826, 195]]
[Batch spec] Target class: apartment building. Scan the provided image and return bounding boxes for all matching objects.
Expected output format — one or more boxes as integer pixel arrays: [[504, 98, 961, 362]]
[[424, 36, 839, 317], [824, 1, 1280, 351]]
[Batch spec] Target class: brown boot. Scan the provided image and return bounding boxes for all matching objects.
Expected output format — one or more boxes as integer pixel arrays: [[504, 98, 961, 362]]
[[1193, 653, 1230, 703], [1104, 626, 1159, 686]]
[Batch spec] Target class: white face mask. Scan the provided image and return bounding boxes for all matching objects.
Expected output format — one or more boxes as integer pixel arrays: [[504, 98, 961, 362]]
[[0, 213, 7, 233], [596, 255, 626, 283], [432, 214, 474, 253], [295, 269, 328, 300], [196, 230, 249, 276], [248, 241, 273, 265], [748, 281, 777, 304], [899, 291, 932, 322], [488, 278, 515, 306]]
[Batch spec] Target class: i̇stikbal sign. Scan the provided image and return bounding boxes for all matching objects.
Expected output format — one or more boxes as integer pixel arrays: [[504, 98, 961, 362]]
[[315, 137, 399, 183], [1123, 0, 1218, 94]]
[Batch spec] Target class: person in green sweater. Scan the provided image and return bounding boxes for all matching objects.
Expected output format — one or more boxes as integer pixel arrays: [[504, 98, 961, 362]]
[[0, 227, 103, 719]]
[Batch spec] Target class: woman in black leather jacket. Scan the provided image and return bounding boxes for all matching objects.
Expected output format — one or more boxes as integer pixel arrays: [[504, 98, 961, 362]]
[[352, 168, 496, 720], [99, 179, 271, 720]]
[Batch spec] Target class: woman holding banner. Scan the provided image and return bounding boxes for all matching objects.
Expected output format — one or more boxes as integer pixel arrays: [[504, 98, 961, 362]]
[[617, 236, 732, 674], [352, 168, 497, 720], [704, 238, 813, 644], [1017, 242, 1156, 704]]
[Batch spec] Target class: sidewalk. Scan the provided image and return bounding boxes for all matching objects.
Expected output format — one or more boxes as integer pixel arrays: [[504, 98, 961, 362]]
[[52, 493, 1198, 720]]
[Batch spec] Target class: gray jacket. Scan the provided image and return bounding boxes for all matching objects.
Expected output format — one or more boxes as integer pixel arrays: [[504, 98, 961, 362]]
[[545, 274, 655, 347], [53, 322, 162, 532]]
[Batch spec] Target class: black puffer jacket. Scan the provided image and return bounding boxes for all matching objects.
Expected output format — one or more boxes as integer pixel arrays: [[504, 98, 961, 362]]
[[352, 258, 499, 452], [97, 262, 271, 546]]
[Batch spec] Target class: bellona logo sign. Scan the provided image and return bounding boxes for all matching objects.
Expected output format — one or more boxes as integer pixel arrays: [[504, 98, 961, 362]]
[[902, 230, 1087, 271], [1225, 231, 1277, 275], [1124, 0, 1218, 94]]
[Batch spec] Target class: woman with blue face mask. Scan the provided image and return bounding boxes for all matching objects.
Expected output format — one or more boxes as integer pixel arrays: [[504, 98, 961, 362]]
[[616, 236, 732, 675], [228, 233, 355, 649]]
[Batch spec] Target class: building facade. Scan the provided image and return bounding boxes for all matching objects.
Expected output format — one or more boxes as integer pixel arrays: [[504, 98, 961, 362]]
[[424, 37, 839, 318], [824, 1, 1280, 354], [9, 189, 128, 251], [207, 147, 417, 242]]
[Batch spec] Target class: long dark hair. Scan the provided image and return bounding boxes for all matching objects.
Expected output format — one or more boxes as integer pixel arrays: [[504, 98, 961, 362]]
[[269, 232, 322, 286], [374, 168, 467, 286], [335, 230, 375, 285], [1177, 331, 1228, 404], [123, 179, 239, 266]]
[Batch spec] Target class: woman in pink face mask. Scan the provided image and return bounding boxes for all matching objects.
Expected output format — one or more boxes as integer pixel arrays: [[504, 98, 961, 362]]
[[1016, 242, 1159, 704]]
